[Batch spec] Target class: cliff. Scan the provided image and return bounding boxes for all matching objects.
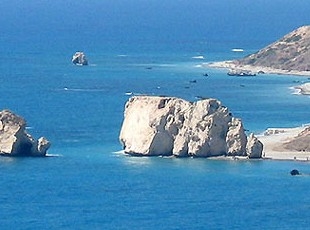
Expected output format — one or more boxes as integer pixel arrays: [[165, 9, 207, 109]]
[[119, 96, 263, 158], [235, 25, 310, 72], [0, 110, 50, 156]]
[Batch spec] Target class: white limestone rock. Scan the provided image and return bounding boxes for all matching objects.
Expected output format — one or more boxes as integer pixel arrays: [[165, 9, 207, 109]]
[[0, 110, 50, 157], [174, 99, 232, 157], [226, 118, 247, 156], [119, 97, 188, 155], [72, 51, 88, 66], [246, 133, 263, 158], [119, 96, 262, 158], [32, 137, 51, 156]]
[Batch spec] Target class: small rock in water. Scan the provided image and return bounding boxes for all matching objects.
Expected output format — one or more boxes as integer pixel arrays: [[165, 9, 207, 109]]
[[72, 52, 88, 66], [290, 169, 300, 176]]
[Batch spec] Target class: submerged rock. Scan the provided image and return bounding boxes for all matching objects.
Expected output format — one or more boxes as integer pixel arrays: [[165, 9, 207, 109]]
[[119, 96, 263, 158], [72, 52, 88, 66], [0, 110, 50, 157]]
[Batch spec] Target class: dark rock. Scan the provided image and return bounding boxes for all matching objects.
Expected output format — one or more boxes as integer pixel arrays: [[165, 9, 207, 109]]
[[290, 169, 300, 176]]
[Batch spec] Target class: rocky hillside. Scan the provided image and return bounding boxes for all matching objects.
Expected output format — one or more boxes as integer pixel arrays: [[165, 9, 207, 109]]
[[282, 126, 310, 152], [236, 25, 310, 72]]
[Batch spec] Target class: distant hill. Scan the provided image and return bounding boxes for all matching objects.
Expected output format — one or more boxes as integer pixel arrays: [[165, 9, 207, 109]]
[[235, 25, 310, 72]]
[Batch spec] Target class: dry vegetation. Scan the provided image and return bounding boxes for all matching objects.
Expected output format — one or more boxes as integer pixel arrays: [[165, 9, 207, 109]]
[[237, 26, 310, 72]]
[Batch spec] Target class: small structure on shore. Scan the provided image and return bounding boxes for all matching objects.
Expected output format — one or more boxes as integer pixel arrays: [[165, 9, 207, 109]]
[[72, 52, 88, 66], [227, 69, 256, 76]]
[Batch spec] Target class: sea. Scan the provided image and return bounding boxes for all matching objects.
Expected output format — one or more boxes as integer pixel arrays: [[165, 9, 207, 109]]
[[1, 0, 310, 229]]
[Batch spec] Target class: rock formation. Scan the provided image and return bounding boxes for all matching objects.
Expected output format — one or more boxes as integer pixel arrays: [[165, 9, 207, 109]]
[[246, 133, 263, 158], [235, 25, 310, 72], [119, 96, 263, 158], [295, 82, 310, 95], [290, 169, 300, 176], [0, 110, 51, 157], [72, 51, 88, 66]]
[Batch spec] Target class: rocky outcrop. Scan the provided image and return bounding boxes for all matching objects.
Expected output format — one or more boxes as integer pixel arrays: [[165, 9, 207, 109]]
[[72, 52, 88, 66], [295, 82, 310, 95], [290, 169, 300, 176], [226, 118, 248, 156], [235, 25, 310, 72], [246, 133, 263, 158], [119, 96, 263, 158], [0, 110, 51, 157]]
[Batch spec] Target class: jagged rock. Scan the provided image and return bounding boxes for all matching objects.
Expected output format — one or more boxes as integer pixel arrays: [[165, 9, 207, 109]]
[[246, 133, 263, 158], [0, 110, 50, 157], [173, 99, 232, 157], [72, 52, 88, 66], [32, 137, 51, 156], [226, 118, 247, 156], [119, 96, 262, 158]]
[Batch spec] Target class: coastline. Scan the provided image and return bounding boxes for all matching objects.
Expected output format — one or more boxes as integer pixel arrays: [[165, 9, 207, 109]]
[[207, 61, 310, 161], [207, 61, 310, 77], [205, 61, 310, 161], [294, 82, 310, 95], [258, 125, 310, 161]]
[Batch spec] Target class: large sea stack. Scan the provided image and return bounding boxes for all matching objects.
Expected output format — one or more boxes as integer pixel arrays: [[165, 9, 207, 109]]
[[235, 25, 310, 72], [0, 110, 50, 157], [119, 96, 263, 158]]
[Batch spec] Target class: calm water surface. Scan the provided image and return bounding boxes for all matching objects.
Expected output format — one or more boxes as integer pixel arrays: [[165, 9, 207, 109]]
[[1, 0, 310, 229]]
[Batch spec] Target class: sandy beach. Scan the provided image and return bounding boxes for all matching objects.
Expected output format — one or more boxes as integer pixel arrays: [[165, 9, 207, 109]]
[[208, 61, 310, 77], [258, 125, 310, 161]]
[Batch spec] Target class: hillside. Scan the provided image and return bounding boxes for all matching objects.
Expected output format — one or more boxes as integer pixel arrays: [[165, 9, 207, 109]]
[[235, 25, 310, 72]]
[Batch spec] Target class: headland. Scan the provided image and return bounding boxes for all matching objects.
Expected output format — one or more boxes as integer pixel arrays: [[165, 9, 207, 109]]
[[208, 25, 310, 76]]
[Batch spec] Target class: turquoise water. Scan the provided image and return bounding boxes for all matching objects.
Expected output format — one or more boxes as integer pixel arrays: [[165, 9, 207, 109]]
[[1, 1, 310, 229]]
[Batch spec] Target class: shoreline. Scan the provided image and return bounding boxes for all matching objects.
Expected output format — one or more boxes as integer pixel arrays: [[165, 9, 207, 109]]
[[207, 61, 310, 161], [257, 125, 310, 161], [205, 61, 310, 161], [207, 61, 310, 77], [294, 82, 310, 95]]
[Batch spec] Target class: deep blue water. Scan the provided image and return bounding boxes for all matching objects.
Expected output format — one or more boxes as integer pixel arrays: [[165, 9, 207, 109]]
[[1, 1, 310, 229]]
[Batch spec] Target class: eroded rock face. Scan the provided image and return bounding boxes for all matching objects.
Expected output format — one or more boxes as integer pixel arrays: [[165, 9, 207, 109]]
[[226, 118, 247, 156], [246, 133, 263, 158], [72, 52, 88, 66], [119, 96, 263, 158], [0, 110, 50, 157]]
